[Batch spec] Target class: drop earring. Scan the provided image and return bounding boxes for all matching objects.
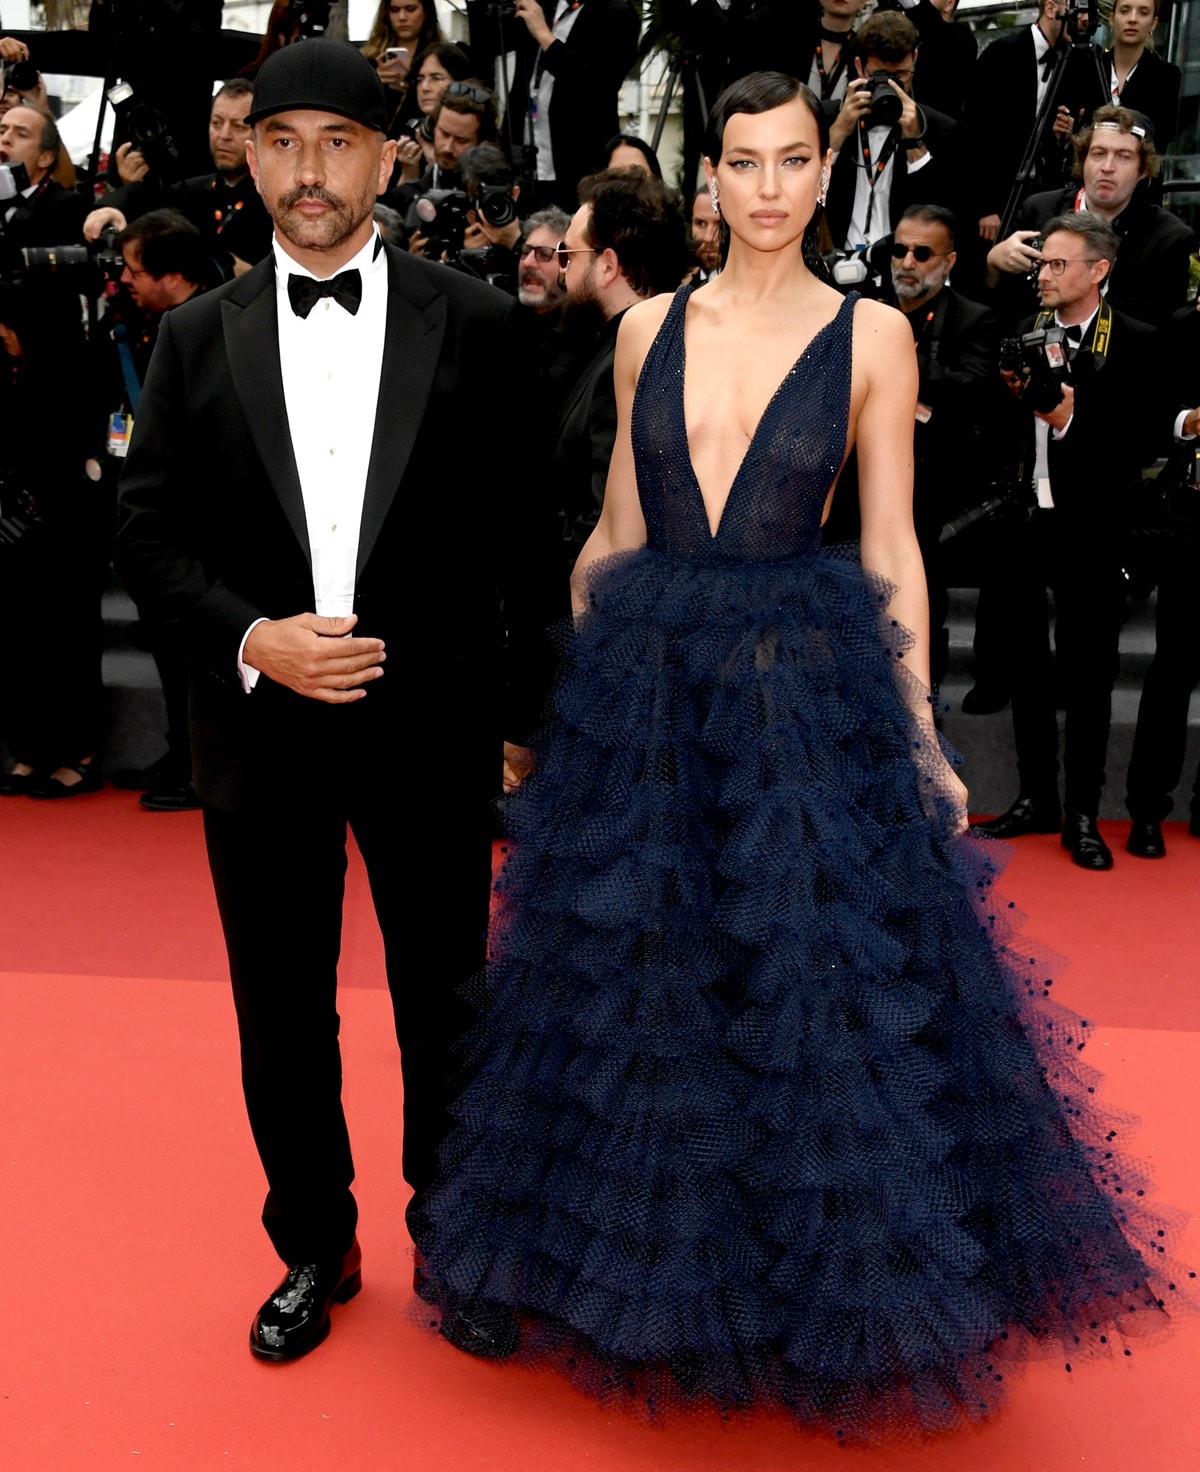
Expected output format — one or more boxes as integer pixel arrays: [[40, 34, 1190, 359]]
[[818, 169, 829, 207], [709, 180, 720, 215]]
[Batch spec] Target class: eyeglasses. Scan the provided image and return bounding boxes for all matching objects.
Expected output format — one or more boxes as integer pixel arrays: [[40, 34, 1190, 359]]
[[866, 67, 914, 84], [443, 82, 492, 107], [519, 243, 557, 263], [889, 243, 948, 262], [1038, 256, 1102, 276], [556, 242, 596, 271]]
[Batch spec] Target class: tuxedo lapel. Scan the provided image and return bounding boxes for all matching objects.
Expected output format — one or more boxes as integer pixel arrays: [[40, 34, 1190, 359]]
[[356, 247, 447, 578], [221, 258, 311, 568]]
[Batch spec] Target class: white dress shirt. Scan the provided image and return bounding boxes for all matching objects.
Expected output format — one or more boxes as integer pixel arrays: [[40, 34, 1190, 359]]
[[238, 229, 388, 690], [845, 126, 931, 251], [1032, 24, 1054, 115], [532, 0, 585, 182]]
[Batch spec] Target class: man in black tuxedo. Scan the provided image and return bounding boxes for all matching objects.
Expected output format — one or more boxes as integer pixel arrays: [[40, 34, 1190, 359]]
[[961, 0, 1077, 247], [888, 204, 998, 687], [984, 106, 1195, 329], [116, 40, 559, 1363], [971, 212, 1158, 868], [825, 13, 959, 264], [465, 0, 639, 211], [553, 169, 688, 572]]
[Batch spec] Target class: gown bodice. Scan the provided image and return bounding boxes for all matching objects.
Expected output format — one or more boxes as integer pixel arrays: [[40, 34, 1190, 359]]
[[631, 284, 856, 561]]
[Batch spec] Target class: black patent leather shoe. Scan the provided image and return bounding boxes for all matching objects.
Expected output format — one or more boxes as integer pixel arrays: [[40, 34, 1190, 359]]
[[970, 795, 1062, 839], [1061, 814, 1113, 870], [961, 683, 1011, 715], [1127, 820, 1166, 859], [440, 1301, 521, 1360], [250, 1238, 362, 1362]]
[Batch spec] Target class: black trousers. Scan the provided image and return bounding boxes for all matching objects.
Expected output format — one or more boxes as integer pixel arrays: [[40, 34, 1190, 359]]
[[203, 763, 493, 1266], [996, 511, 1126, 817], [1126, 537, 1200, 822]]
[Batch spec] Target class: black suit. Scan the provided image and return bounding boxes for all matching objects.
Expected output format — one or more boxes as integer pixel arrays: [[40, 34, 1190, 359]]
[[906, 288, 999, 682], [826, 104, 959, 252], [116, 245, 561, 1264], [552, 309, 625, 572], [466, 0, 639, 207], [996, 304, 1157, 816], [962, 25, 1069, 228]]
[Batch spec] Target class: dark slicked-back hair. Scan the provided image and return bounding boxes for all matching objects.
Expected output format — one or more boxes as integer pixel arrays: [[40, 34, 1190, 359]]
[[577, 169, 691, 298], [898, 202, 957, 250], [704, 71, 832, 281], [117, 208, 213, 285], [1042, 210, 1119, 267]]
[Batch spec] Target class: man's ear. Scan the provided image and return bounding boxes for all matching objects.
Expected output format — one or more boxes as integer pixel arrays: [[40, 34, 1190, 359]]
[[245, 132, 261, 191]]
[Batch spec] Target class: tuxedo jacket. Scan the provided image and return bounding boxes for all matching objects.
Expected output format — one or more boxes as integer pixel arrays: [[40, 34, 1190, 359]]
[[826, 103, 959, 250], [116, 244, 562, 812], [465, 0, 639, 187], [1016, 303, 1158, 547], [963, 26, 1069, 222]]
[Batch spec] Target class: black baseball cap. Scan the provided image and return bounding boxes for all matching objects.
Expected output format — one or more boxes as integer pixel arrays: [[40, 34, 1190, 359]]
[[245, 39, 388, 133]]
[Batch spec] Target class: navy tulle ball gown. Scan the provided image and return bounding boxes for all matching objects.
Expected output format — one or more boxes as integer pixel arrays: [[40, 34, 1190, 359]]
[[414, 285, 1188, 1438]]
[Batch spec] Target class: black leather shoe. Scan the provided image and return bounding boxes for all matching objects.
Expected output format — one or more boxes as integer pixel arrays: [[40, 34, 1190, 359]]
[[961, 683, 1011, 715], [250, 1239, 362, 1362], [28, 759, 103, 799], [440, 1301, 521, 1360], [1061, 814, 1113, 870], [1127, 820, 1166, 858], [139, 780, 199, 812], [971, 795, 1062, 839]]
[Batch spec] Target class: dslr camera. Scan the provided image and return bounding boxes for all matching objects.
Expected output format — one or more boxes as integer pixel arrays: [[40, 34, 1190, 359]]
[[999, 325, 1072, 415], [863, 73, 905, 129], [107, 82, 183, 184]]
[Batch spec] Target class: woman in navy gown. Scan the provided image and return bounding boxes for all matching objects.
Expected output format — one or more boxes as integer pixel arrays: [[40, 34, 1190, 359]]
[[414, 73, 1187, 1438]]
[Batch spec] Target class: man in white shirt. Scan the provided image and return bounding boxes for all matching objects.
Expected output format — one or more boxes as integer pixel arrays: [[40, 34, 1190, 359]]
[[116, 39, 560, 1366]]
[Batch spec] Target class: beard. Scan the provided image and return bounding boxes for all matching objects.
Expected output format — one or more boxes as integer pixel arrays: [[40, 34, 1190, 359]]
[[268, 182, 375, 255]]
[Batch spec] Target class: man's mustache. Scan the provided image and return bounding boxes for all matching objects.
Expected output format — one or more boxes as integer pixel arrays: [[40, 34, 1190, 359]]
[[280, 185, 345, 210]]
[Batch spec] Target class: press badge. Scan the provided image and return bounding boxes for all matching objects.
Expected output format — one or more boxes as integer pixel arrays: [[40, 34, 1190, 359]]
[[108, 413, 132, 457]]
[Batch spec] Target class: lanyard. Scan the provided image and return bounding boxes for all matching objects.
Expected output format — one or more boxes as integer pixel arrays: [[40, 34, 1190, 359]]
[[813, 40, 848, 101], [857, 119, 901, 240]]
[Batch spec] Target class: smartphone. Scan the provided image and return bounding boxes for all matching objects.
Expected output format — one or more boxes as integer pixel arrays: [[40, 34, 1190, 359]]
[[384, 47, 409, 62]]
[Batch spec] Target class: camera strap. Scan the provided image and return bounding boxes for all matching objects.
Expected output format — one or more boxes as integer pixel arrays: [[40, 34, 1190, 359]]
[[856, 119, 902, 240], [813, 40, 849, 101], [1032, 295, 1113, 363]]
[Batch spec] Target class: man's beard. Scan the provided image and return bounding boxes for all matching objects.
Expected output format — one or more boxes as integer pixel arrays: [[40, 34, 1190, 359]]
[[269, 183, 373, 254], [519, 273, 564, 312], [892, 268, 946, 305]]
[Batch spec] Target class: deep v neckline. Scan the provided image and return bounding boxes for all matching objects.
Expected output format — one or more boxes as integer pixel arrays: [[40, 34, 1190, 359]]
[[679, 290, 851, 542]]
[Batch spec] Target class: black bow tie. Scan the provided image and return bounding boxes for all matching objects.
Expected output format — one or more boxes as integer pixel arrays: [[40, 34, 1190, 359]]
[[287, 268, 362, 319], [1064, 324, 1084, 345]]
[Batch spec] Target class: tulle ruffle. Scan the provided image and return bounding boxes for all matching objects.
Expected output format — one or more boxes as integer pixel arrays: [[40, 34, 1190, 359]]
[[416, 545, 1191, 1440]]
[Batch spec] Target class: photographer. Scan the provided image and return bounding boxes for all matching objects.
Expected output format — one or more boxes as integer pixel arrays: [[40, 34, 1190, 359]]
[[825, 13, 959, 278], [1, 104, 86, 248], [465, 0, 639, 212], [887, 204, 999, 688], [984, 106, 1195, 328], [1123, 301, 1200, 857], [962, 0, 1080, 246], [99, 210, 216, 811], [83, 79, 272, 277], [971, 213, 1159, 869], [391, 42, 473, 182], [0, 282, 104, 800], [458, 143, 524, 293]]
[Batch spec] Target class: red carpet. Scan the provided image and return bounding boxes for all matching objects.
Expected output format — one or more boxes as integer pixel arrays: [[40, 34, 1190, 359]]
[[1, 790, 1197, 1470]]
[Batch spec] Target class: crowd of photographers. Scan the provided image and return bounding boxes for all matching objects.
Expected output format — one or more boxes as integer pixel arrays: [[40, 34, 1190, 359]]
[[1, 0, 1199, 867]]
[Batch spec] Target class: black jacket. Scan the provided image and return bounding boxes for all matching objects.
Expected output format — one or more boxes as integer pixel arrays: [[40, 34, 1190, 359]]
[[115, 245, 563, 811], [826, 103, 959, 250]]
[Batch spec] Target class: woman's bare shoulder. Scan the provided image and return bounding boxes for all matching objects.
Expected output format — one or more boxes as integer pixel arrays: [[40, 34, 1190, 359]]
[[850, 296, 912, 357], [614, 289, 679, 373]]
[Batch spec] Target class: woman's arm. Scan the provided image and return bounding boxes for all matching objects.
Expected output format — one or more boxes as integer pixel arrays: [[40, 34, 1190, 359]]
[[570, 301, 664, 613]]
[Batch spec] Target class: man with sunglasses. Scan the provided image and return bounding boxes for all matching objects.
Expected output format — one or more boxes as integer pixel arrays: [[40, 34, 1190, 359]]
[[888, 204, 998, 690], [553, 169, 689, 570], [972, 212, 1160, 868]]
